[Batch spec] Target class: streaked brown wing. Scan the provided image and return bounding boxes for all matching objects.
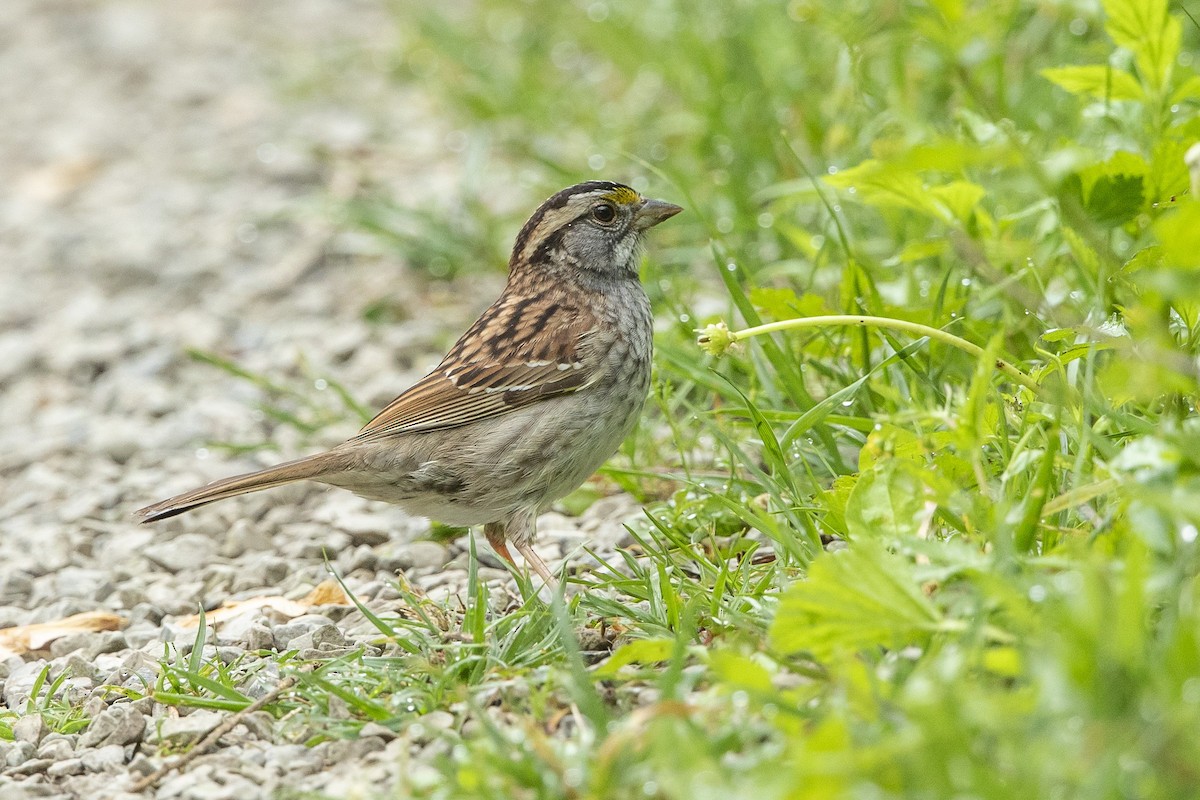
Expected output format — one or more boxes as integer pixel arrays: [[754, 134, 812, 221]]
[[354, 293, 600, 440]]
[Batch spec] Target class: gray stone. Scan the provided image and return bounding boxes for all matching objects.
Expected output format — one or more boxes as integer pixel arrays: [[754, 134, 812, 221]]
[[244, 623, 276, 651], [144, 580, 205, 615], [358, 722, 398, 741], [81, 693, 107, 719], [424, 709, 456, 729], [286, 623, 350, 653], [53, 630, 128, 661], [143, 534, 216, 573], [391, 541, 450, 570], [0, 572, 34, 605], [313, 735, 386, 763], [93, 421, 141, 464], [219, 519, 275, 558], [123, 621, 163, 649], [149, 709, 223, 745], [0, 605, 27, 627], [80, 743, 126, 772], [44, 632, 92, 658], [114, 587, 150, 609], [339, 544, 378, 573], [262, 743, 324, 775], [35, 736, 73, 761], [127, 753, 157, 777], [4, 757, 53, 776], [4, 740, 35, 768], [45, 758, 84, 777], [333, 513, 392, 546], [297, 645, 367, 660], [79, 703, 146, 748], [52, 567, 114, 601], [272, 616, 333, 650], [127, 602, 164, 625], [212, 612, 262, 647], [12, 715, 48, 745]]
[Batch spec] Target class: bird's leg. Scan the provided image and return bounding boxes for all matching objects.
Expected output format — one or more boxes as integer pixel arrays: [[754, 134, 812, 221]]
[[499, 512, 558, 590], [513, 540, 558, 590], [483, 521, 517, 568]]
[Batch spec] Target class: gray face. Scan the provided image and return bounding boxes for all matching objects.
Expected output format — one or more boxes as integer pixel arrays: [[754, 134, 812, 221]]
[[510, 182, 682, 280], [558, 195, 644, 277]]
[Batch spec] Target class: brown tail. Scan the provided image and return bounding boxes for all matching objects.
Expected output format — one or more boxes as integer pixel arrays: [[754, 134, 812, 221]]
[[134, 451, 349, 523]]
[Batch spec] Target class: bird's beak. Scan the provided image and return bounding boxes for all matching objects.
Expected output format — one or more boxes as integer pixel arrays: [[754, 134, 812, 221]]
[[634, 198, 684, 230]]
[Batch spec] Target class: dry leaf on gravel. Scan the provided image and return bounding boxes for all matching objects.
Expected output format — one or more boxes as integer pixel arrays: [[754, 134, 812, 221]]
[[0, 610, 125, 659], [175, 579, 351, 630]]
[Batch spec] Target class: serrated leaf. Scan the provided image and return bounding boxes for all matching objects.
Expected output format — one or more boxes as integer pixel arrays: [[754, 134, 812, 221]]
[[1121, 245, 1164, 273], [1170, 75, 1200, 105], [1062, 227, 1100, 276], [889, 138, 1020, 173], [1103, 0, 1178, 91], [1078, 152, 1148, 216], [1146, 138, 1194, 205], [1041, 65, 1143, 100], [858, 424, 927, 471], [928, 180, 986, 225], [826, 160, 950, 222], [1078, 165, 1145, 227], [845, 459, 927, 541], [770, 542, 941, 660], [817, 474, 858, 536]]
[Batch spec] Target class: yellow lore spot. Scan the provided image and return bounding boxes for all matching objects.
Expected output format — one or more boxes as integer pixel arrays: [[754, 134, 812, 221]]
[[602, 186, 641, 205]]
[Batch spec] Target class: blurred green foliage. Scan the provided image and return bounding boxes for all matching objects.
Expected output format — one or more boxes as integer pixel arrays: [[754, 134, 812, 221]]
[[362, 0, 1200, 796], [165, 0, 1200, 797]]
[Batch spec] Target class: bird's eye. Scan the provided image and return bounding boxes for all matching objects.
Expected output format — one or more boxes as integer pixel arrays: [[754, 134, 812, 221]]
[[592, 203, 616, 223]]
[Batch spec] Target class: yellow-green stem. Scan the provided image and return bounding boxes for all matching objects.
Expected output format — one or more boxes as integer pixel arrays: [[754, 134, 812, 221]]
[[703, 315, 1042, 395]]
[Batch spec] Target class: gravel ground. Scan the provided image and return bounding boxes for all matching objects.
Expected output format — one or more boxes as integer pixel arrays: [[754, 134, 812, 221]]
[[0, 2, 642, 797]]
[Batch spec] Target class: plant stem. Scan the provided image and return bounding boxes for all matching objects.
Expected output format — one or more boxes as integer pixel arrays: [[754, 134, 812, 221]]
[[704, 315, 1043, 395]]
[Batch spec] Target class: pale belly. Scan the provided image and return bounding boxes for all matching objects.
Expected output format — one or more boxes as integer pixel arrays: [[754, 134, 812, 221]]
[[320, 367, 648, 526]]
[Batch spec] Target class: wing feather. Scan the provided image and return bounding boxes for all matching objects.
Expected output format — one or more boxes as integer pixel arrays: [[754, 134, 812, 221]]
[[354, 292, 600, 440]]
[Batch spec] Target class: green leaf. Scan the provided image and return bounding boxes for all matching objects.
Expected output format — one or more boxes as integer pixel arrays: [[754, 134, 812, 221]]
[[844, 459, 928, 541], [748, 288, 831, 321], [825, 160, 950, 223], [707, 650, 774, 693], [1103, 0, 1179, 92], [1073, 152, 1147, 226], [1170, 75, 1200, 105], [1121, 245, 1164, 274], [1041, 65, 1143, 100], [1012, 427, 1059, 553], [593, 638, 676, 678], [1146, 138, 1196, 205], [770, 542, 941, 660], [1154, 205, 1200, 270], [1062, 227, 1100, 277], [1039, 327, 1082, 344], [927, 181, 986, 225], [1099, 357, 1197, 403]]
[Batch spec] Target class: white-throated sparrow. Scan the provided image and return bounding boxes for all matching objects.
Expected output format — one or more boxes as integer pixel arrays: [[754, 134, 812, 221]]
[[136, 181, 682, 585]]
